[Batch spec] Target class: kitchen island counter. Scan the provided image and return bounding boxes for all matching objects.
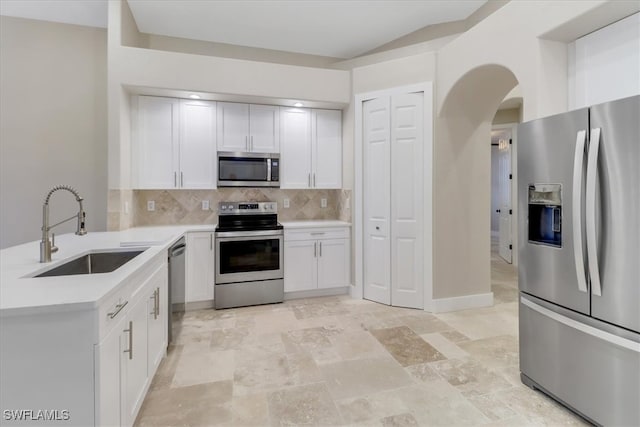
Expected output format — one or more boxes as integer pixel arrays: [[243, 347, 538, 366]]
[[0, 225, 215, 316]]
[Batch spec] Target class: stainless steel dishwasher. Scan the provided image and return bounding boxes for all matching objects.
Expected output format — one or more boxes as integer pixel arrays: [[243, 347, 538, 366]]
[[167, 237, 186, 344]]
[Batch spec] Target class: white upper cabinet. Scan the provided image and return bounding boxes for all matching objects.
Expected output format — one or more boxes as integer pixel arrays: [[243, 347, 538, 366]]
[[312, 109, 342, 189], [217, 102, 249, 151], [180, 99, 217, 188], [133, 96, 216, 189], [217, 102, 279, 153], [249, 104, 280, 153], [134, 96, 180, 189], [280, 107, 312, 188], [281, 107, 342, 189]]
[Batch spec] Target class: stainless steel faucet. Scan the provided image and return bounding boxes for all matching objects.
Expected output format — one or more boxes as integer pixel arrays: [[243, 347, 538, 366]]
[[40, 185, 87, 262]]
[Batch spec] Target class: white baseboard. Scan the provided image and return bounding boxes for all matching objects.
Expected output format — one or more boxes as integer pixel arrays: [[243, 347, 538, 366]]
[[284, 286, 350, 301], [430, 292, 494, 313]]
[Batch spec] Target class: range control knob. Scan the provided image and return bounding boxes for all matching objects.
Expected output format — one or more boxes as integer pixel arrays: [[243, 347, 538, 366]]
[[221, 205, 226, 210]]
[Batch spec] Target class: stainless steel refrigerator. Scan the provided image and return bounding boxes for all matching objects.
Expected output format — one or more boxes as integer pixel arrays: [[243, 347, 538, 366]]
[[517, 94, 639, 426]]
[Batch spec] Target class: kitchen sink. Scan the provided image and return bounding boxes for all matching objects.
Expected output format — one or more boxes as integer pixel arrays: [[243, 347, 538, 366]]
[[34, 250, 146, 277]]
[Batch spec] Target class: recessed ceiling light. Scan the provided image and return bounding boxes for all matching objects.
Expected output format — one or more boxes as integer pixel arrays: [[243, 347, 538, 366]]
[[189, 94, 201, 99], [294, 102, 303, 107]]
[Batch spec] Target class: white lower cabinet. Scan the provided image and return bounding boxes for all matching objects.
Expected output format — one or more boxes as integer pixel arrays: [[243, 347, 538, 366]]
[[185, 231, 215, 303], [95, 257, 168, 427], [284, 227, 350, 292], [95, 315, 126, 427], [122, 295, 149, 427], [147, 280, 167, 375]]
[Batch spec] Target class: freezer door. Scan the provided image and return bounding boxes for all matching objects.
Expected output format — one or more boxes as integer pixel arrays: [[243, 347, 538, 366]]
[[517, 108, 590, 315], [589, 95, 640, 334]]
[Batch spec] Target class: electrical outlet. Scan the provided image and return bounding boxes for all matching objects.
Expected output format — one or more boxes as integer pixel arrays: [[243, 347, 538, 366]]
[[202, 200, 210, 210], [124, 201, 129, 214], [147, 200, 155, 211], [321, 198, 327, 208], [283, 198, 290, 208]]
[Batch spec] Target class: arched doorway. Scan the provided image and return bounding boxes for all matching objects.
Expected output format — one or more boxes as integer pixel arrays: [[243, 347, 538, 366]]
[[432, 64, 520, 309]]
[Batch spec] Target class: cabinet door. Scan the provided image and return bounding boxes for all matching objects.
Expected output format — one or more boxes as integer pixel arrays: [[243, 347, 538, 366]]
[[249, 104, 280, 153], [134, 96, 180, 189], [186, 232, 215, 302], [312, 109, 342, 189], [217, 102, 249, 152], [317, 238, 350, 289], [284, 240, 317, 291], [147, 264, 168, 376], [95, 315, 126, 427], [122, 296, 149, 427], [280, 108, 312, 189], [180, 100, 217, 188]]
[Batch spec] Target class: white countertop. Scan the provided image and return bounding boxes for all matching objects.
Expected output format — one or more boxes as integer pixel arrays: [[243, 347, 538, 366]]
[[280, 220, 351, 228], [0, 225, 215, 316], [0, 221, 349, 316]]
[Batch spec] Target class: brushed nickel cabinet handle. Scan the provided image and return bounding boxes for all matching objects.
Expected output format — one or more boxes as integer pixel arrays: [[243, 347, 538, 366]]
[[108, 301, 128, 319], [314, 241, 317, 258], [180, 172, 184, 187], [174, 172, 177, 188], [123, 321, 133, 360], [319, 241, 322, 257]]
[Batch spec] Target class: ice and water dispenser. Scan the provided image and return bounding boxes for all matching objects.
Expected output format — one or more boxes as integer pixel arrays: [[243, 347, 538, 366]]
[[528, 184, 562, 247]]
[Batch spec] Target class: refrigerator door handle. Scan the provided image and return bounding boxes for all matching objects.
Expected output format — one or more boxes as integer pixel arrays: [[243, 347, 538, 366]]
[[572, 130, 588, 293], [586, 127, 602, 296]]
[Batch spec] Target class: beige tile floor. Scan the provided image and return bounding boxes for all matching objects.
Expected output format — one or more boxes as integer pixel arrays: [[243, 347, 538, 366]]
[[135, 243, 588, 426]]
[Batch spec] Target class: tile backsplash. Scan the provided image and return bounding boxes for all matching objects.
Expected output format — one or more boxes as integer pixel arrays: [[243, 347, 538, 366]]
[[129, 188, 351, 227]]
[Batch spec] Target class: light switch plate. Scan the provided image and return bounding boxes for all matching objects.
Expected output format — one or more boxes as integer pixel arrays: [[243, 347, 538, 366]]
[[124, 201, 129, 214], [202, 200, 210, 210], [147, 200, 155, 211], [321, 198, 327, 208], [283, 198, 290, 208]]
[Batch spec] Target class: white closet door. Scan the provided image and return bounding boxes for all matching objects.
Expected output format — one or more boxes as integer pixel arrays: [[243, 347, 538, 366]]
[[390, 92, 424, 309], [363, 97, 391, 305]]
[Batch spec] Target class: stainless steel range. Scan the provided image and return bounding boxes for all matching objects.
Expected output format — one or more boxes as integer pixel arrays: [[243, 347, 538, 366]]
[[214, 202, 284, 309]]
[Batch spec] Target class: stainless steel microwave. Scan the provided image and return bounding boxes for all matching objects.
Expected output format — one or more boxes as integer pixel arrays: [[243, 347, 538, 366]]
[[217, 152, 280, 187]]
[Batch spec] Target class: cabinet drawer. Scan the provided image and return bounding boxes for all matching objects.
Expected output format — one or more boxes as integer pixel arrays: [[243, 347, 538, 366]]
[[97, 254, 165, 339], [284, 227, 349, 241]]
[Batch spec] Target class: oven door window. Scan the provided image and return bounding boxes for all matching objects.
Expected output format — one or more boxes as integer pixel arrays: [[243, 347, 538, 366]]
[[219, 157, 267, 182], [219, 238, 280, 274]]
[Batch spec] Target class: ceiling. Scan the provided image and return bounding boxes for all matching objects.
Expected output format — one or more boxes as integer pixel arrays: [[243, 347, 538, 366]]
[[1, 0, 487, 59]]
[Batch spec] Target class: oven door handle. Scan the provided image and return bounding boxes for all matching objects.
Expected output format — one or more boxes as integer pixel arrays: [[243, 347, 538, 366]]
[[215, 230, 284, 239]]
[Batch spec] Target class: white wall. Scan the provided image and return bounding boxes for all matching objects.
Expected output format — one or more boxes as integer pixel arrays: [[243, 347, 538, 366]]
[[0, 16, 107, 249], [431, 1, 633, 301], [569, 12, 640, 109]]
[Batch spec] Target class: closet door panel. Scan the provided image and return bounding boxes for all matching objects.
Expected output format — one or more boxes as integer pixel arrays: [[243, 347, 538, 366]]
[[390, 92, 424, 309], [363, 97, 391, 305]]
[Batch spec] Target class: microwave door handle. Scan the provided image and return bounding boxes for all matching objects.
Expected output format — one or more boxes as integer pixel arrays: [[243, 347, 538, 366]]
[[267, 159, 272, 182]]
